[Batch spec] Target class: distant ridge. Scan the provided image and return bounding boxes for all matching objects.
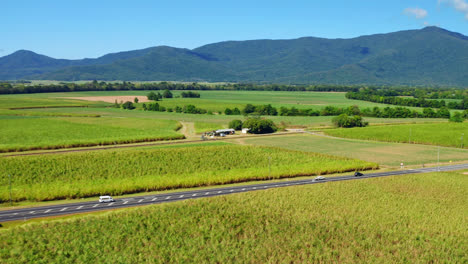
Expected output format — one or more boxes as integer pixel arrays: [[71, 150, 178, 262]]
[[1, 26, 468, 86]]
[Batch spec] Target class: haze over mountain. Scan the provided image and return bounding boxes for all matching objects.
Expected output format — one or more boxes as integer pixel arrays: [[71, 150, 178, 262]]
[[1, 27, 468, 86]]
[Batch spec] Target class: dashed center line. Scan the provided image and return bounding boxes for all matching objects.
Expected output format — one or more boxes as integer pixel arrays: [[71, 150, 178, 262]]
[[44, 209, 51, 213], [123, 201, 128, 205], [107, 203, 114, 206], [179, 195, 184, 198], [77, 206, 83, 209], [29, 211, 35, 214], [241, 188, 246, 191], [229, 190, 234, 192], [165, 196, 171, 200], [60, 208, 68, 211], [192, 194, 197, 197], [205, 192, 210, 195], [152, 197, 158, 201], [138, 199, 144, 203], [217, 191, 222, 194], [93, 204, 99, 208]]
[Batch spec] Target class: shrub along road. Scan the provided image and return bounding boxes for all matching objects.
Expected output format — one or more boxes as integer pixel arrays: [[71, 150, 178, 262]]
[[0, 163, 466, 223]]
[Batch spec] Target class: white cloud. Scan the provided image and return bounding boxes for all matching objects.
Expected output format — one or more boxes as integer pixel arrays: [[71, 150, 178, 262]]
[[439, 0, 468, 19], [404, 7, 428, 19]]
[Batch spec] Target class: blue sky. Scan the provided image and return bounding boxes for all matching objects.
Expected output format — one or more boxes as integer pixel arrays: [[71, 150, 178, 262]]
[[2, 0, 468, 59]]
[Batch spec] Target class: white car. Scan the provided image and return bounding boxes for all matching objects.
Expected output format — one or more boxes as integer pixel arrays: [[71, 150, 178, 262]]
[[314, 176, 325, 181], [99, 195, 115, 203]]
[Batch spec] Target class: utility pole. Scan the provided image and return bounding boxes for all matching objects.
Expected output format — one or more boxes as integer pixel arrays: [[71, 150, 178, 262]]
[[9, 174, 12, 206], [268, 156, 271, 180]]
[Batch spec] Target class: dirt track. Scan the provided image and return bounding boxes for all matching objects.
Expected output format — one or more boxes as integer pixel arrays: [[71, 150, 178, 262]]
[[63, 96, 151, 103]]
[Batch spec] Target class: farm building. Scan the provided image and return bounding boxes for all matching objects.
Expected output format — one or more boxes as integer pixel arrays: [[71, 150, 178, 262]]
[[214, 129, 235, 136]]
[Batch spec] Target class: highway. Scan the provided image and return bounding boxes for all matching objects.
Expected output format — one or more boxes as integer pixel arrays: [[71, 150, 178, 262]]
[[1, 163, 467, 223]]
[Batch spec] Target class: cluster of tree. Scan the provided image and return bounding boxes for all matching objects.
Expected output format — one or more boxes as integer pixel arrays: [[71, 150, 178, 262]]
[[143, 103, 208, 114], [332, 114, 368, 128], [226, 104, 457, 119], [112, 100, 135, 110], [346, 88, 468, 110], [147, 91, 162, 101], [181, 91, 200, 98], [228, 118, 277, 134]]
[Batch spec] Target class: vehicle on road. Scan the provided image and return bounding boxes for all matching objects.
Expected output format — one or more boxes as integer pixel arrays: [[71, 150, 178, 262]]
[[314, 176, 325, 181], [99, 196, 115, 203], [354, 172, 364, 177]]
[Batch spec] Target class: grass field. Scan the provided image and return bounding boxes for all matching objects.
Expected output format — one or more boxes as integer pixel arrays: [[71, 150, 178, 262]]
[[0, 117, 184, 152], [0, 144, 377, 203], [323, 123, 468, 149], [1, 171, 466, 263], [243, 134, 468, 167]]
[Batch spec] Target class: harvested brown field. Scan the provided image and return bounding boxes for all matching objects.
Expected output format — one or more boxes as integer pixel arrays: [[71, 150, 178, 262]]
[[64, 96, 151, 103]]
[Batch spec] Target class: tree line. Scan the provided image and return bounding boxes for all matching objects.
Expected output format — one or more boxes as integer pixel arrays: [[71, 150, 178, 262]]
[[225, 103, 466, 119], [346, 88, 468, 110]]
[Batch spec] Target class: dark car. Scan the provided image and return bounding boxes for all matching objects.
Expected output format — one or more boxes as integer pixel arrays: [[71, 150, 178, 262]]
[[354, 172, 364, 177]]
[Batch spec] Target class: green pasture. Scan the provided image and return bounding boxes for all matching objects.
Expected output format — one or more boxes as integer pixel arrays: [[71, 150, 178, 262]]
[[244, 134, 468, 167], [0, 145, 376, 203], [1, 171, 466, 263], [324, 122, 468, 149]]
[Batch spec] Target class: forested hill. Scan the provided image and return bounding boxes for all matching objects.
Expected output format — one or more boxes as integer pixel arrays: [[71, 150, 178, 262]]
[[2, 26, 468, 86]]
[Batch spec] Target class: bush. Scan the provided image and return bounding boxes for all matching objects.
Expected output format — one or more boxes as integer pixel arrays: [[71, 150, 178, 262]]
[[121, 101, 135, 110], [332, 114, 368, 128], [162, 89, 173, 98], [229, 120, 243, 130], [243, 118, 277, 134], [450, 112, 464, 123]]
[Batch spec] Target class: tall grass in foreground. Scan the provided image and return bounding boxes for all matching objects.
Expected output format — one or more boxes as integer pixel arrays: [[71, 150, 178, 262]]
[[0, 171, 466, 263], [324, 122, 468, 148], [0, 145, 377, 202]]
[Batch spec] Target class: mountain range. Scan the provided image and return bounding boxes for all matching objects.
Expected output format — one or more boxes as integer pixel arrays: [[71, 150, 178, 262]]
[[1, 26, 468, 86]]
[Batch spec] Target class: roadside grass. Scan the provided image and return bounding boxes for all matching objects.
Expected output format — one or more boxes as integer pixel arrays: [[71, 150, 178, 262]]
[[0, 171, 466, 263], [0, 117, 183, 152], [323, 122, 468, 149], [0, 145, 377, 203], [243, 134, 468, 167]]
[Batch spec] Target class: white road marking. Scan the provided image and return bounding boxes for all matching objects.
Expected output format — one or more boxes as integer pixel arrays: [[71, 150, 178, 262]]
[[241, 188, 246, 191], [192, 194, 197, 197], [44, 209, 51, 213], [229, 190, 234, 192], [252, 187, 257, 189], [217, 191, 222, 194], [165, 196, 171, 200], [93, 204, 99, 208], [152, 197, 158, 201], [107, 203, 114, 206], [29, 211, 35, 214], [13, 213, 18, 215], [60, 208, 68, 211], [179, 195, 184, 198], [123, 201, 128, 204], [138, 199, 144, 203], [77, 206, 83, 209], [205, 192, 210, 195]]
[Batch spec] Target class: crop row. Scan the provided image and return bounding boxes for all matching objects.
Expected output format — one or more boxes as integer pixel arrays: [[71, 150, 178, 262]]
[[0, 145, 377, 202]]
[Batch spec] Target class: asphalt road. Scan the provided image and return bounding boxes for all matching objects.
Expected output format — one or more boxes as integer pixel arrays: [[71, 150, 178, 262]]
[[1, 163, 466, 223]]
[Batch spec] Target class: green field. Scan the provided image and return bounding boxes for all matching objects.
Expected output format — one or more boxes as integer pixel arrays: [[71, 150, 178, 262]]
[[324, 123, 468, 149], [244, 134, 468, 167], [0, 117, 184, 152], [1, 171, 466, 263], [0, 90, 454, 153], [0, 144, 377, 203]]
